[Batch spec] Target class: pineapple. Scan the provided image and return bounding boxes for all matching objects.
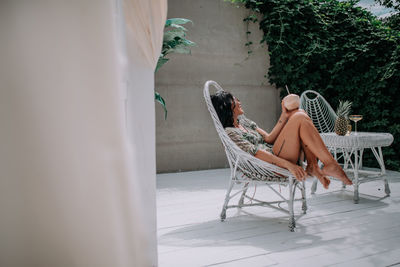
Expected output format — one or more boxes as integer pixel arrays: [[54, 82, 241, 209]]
[[334, 100, 352, 136]]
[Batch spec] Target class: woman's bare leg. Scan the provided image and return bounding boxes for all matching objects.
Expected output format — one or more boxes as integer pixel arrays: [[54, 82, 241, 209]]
[[273, 110, 309, 163], [273, 111, 352, 185], [272, 116, 301, 164], [302, 141, 331, 189], [298, 114, 352, 185]]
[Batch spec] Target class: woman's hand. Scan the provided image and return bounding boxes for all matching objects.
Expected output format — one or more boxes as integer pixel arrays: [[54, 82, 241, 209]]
[[281, 99, 299, 122], [280, 100, 290, 121], [254, 150, 306, 181], [286, 162, 307, 181]]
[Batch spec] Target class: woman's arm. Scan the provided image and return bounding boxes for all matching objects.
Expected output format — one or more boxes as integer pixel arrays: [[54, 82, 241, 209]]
[[254, 149, 306, 181], [256, 113, 288, 144], [256, 100, 292, 144]]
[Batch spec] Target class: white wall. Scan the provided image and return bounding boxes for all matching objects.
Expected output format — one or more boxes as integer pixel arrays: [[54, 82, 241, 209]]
[[155, 0, 280, 173]]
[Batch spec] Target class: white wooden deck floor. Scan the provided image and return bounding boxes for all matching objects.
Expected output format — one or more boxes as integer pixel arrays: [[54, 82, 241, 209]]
[[157, 168, 400, 267]]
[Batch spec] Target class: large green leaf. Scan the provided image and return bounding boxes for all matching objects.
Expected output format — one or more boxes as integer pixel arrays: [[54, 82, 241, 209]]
[[155, 57, 169, 73], [168, 24, 188, 31], [181, 39, 196, 46], [163, 29, 186, 42], [154, 17, 196, 120], [155, 91, 167, 120], [169, 45, 192, 54], [165, 18, 193, 27]]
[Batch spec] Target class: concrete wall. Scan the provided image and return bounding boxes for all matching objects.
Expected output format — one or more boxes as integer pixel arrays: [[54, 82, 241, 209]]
[[155, 0, 280, 173]]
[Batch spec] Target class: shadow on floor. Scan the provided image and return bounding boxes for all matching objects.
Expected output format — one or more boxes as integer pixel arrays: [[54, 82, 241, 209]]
[[159, 194, 391, 254]]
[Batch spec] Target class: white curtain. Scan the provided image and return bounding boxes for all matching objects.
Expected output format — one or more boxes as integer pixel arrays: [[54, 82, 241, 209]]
[[121, 0, 167, 265], [124, 0, 168, 69], [0, 0, 166, 266]]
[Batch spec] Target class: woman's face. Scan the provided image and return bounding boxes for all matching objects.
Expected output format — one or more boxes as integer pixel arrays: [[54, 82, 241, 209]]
[[232, 96, 244, 116]]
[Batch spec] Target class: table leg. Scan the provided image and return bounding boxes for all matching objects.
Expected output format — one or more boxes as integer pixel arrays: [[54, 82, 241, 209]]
[[371, 147, 391, 196], [334, 148, 346, 189], [353, 148, 359, 204], [342, 148, 350, 189], [378, 147, 391, 196], [343, 148, 349, 170]]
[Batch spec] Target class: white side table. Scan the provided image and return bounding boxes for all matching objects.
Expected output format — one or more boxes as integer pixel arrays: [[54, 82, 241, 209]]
[[318, 132, 394, 203]]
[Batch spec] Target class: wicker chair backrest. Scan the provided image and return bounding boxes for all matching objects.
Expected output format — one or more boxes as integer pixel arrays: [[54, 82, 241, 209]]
[[300, 90, 337, 133], [204, 80, 290, 182]]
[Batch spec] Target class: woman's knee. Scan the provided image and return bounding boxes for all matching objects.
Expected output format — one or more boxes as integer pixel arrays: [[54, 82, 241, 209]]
[[288, 110, 310, 122]]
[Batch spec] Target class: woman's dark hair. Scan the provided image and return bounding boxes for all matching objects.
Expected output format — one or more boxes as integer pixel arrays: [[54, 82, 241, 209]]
[[211, 91, 235, 128]]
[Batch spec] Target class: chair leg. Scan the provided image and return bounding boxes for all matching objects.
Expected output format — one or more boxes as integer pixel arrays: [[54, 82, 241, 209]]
[[377, 147, 390, 197], [238, 182, 249, 207], [312, 159, 325, 194], [301, 181, 307, 214], [288, 178, 296, 232], [221, 178, 235, 221], [311, 178, 318, 194]]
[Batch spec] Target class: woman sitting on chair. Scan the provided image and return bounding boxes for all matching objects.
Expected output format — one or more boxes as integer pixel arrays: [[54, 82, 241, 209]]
[[211, 91, 353, 189]]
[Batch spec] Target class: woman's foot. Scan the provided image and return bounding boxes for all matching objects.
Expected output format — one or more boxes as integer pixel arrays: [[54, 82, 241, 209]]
[[322, 162, 353, 185], [306, 164, 331, 189]]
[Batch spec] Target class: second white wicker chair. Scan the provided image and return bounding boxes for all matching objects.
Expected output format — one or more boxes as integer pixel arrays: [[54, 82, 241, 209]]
[[299, 90, 337, 133], [204, 80, 307, 232]]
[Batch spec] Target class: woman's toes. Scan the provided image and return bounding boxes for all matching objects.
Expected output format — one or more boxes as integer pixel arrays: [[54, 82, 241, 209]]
[[323, 177, 331, 189], [323, 162, 353, 185]]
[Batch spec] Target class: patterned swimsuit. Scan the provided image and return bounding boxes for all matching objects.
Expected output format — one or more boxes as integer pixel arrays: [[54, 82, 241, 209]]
[[225, 116, 273, 156]]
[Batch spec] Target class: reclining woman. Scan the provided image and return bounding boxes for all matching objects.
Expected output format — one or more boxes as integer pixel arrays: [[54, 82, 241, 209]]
[[211, 91, 353, 188]]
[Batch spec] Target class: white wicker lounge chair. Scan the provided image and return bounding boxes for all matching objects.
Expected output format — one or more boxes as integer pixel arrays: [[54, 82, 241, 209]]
[[204, 80, 307, 232], [300, 90, 355, 193]]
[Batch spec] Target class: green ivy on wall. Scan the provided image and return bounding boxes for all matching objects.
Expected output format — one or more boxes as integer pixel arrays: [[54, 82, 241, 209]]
[[229, 0, 400, 170]]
